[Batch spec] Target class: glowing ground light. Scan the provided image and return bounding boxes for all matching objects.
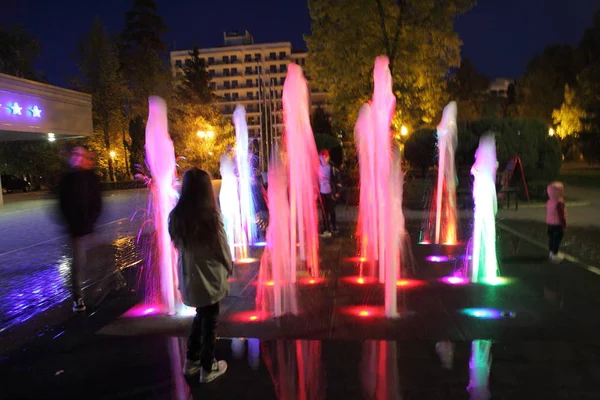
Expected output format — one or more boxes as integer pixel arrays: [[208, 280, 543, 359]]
[[122, 304, 165, 318], [234, 258, 259, 265], [343, 256, 368, 263], [482, 276, 511, 286], [341, 275, 378, 285], [419, 240, 431, 245], [460, 308, 503, 319], [441, 276, 469, 285], [265, 281, 275, 286], [426, 255, 451, 263], [342, 306, 384, 318], [396, 279, 426, 288], [229, 311, 270, 323], [298, 277, 325, 285]]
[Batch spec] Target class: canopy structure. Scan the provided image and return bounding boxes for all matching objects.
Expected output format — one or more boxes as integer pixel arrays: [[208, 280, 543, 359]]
[[0, 73, 93, 205]]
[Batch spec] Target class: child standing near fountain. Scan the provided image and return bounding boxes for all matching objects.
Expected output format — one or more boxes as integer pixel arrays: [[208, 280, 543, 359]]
[[169, 168, 233, 383], [318, 149, 341, 236], [546, 182, 567, 263]]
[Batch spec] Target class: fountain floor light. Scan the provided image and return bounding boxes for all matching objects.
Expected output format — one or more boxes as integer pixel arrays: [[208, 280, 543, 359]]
[[234, 257, 259, 265], [396, 279, 426, 288], [342, 305, 385, 318], [122, 303, 196, 318], [426, 255, 451, 263], [341, 276, 379, 285], [297, 277, 326, 285], [461, 307, 510, 320], [440, 276, 470, 285], [229, 310, 270, 323]]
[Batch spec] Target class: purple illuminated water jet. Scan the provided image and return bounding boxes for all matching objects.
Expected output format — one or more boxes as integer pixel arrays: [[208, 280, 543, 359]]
[[233, 105, 257, 244]]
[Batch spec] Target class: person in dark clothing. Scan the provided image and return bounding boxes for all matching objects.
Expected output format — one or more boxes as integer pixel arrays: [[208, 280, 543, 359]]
[[318, 149, 342, 237], [58, 146, 102, 312]]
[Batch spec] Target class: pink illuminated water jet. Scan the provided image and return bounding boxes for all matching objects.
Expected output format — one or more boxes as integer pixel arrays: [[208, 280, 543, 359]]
[[355, 57, 404, 318], [283, 63, 320, 280], [256, 151, 298, 317], [144, 96, 181, 315]]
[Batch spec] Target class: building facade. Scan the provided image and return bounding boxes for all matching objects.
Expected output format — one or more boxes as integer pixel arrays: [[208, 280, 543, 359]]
[[170, 30, 329, 141], [489, 78, 515, 98]]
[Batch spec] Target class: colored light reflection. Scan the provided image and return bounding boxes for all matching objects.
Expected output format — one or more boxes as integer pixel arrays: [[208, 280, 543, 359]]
[[341, 276, 378, 285], [229, 311, 270, 323], [396, 279, 425, 288], [441, 276, 469, 285], [461, 308, 503, 319], [252, 241, 267, 247], [234, 257, 259, 265], [426, 255, 450, 263], [419, 240, 431, 245]]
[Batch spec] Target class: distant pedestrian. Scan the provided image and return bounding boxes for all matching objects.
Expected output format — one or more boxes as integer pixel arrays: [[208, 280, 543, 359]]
[[58, 146, 102, 312], [169, 168, 232, 383], [318, 149, 342, 237], [546, 181, 567, 263]]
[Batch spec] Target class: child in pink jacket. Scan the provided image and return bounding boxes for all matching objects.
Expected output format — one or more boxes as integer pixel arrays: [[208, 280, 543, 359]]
[[546, 182, 567, 263]]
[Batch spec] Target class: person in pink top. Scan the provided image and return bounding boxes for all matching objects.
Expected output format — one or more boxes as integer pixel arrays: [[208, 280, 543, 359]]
[[546, 182, 567, 263]]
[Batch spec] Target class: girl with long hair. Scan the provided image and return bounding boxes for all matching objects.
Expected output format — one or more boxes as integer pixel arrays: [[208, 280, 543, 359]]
[[169, 167, 232, 383]]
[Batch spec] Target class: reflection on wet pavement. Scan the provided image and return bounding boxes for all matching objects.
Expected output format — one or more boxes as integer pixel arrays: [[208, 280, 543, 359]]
[[0, 220, 142, 333]]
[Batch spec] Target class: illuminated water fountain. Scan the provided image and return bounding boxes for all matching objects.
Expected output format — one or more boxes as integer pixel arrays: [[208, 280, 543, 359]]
[[282, 63, 320, 280], [219, 153, 247, 261], [144, 96, 181, 315], [470, 133, 499, 283], [422, 101, 459, 245], [355, 56, 404, 318], [256, 151, 298, 317], [233, 105, 257, 245]]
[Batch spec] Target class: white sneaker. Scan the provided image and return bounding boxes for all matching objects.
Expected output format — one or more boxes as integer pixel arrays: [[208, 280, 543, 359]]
[[199, 360, 227, 383], [320, 231, 332, 238], [183, 359, 201, 376]]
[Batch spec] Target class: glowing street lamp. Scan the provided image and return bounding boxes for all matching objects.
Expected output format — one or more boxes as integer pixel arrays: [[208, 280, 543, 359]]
[[400, 125, 408, 136], [197, 130, 215, 139], [109, 150, 116, 159], [548, 127, 555, 137]]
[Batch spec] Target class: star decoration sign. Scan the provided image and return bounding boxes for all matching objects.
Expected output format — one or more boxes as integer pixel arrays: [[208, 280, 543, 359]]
[[30, 105, 42, 118], [10, 102, 23, 115]]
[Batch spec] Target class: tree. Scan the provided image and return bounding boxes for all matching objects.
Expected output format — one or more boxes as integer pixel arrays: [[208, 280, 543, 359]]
[[404, 128, 437, 177], [516, 45, 579, 123], [177, 46, 213, 104], [448, 58, 490, 121], [119, 0, 169, 173], [75, 18, 129, 181], [311, 106, 333, 136], [552, 85, 586, 139], [305, 0, 475, 132], [0, 25, 41, 81]]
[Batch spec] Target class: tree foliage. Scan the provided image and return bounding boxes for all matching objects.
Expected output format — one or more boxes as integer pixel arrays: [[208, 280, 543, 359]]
[[119, 0, 169, 172], [176, 46, 214, 105], [305, 0, 475, 132], [75, 18, 129, 181], [447, 58, 490, 121], [552, 85, 586, 139], [311, 106, 333, 136], [0, 25, 41, 81], [516, 45, 579, 123]]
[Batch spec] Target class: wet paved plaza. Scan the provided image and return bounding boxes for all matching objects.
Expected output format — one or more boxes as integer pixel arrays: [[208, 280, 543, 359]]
[[2, 197, 600, 399]]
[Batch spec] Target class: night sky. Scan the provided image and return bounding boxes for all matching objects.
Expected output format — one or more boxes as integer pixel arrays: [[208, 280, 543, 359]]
[[1, 0, 599, 87]]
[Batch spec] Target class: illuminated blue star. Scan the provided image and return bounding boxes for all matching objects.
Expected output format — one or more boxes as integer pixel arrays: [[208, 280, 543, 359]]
[[30, 105, 42, 118], [10, 102, 22, 115]]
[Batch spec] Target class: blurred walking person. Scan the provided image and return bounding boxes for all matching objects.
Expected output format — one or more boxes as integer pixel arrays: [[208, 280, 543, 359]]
[[58, 145, 102, 312]]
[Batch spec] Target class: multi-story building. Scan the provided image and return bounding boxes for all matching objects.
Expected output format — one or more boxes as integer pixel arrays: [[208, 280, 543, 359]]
[[488, 78, 515, 98], [170, 30, 329, 142]]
